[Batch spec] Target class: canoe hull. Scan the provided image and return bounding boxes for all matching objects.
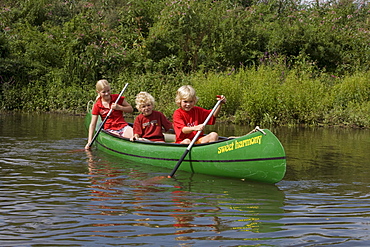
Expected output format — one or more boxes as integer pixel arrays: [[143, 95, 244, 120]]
[[85, 113, 286, 183]]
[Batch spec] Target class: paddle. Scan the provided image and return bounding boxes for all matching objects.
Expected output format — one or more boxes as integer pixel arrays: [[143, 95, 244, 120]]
[[86, 83, 129, 149], [168, 99, 223, 178]]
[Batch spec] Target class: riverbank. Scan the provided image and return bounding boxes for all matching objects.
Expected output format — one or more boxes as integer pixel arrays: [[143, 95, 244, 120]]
[[2, 67, 369, 128]]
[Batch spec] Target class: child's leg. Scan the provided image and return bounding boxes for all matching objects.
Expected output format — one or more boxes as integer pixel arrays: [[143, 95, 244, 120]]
[[199, 132, 218, 143], [123, 126, 134, 138], [180, 138, 191, 144]]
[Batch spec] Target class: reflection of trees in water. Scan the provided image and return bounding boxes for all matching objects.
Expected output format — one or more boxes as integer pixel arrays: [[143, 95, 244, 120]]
[[280, 127, 370, 184], [85, 150, 285, 237]]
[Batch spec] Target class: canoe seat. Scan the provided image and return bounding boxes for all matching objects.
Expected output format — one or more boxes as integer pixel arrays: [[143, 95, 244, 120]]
[[164, 133, 176, 143]]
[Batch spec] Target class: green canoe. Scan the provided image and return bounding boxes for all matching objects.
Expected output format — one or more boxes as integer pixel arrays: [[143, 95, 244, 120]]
[[85, 110, 286, 184]]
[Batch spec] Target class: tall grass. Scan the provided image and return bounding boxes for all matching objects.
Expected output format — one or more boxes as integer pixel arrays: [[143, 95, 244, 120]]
[[325, 72, 370, 127], [191, 67, 369, 128], [2, 65, 369, 128]]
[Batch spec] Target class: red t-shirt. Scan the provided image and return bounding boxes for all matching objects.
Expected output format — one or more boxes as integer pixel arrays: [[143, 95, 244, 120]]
[[133, 111, 172, 142], [92, 94, 128, 130], [172, 106, 216, 143]]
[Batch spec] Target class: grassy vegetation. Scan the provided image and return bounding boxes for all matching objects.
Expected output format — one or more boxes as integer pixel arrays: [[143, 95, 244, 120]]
[[0, 0, 369, 128]]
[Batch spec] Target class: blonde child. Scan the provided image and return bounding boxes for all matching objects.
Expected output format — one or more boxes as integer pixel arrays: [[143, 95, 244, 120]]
[[130, 92, 172, 142], [85, 79, 133, 150], [172, 85, 226, 144]]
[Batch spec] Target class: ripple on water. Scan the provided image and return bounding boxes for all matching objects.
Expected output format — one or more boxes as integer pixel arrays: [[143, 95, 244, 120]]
[[1, 114, 370, 246]]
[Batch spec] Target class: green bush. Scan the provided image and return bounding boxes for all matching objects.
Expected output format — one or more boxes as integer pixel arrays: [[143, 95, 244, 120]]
[[0, 0, 369, 128], [333, 72, 370, 107], [191, 70, 244, 117]]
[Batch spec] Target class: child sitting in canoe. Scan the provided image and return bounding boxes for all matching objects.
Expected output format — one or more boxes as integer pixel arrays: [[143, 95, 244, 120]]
[[173, 85, 226, 144], [130, 92, 172, 142], [85, 79, 134, 150]]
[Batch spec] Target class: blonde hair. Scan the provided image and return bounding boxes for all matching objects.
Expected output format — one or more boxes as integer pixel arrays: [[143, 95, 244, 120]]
[[95, 79, 111, 101], [135, 91, 155, 110], [175, 85, 198, 107]]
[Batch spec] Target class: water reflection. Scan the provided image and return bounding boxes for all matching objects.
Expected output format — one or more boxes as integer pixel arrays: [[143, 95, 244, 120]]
[[183, 174, 286, 235], [83, 150, 286, 242], [2, 113, 370, 246], [275, 127, 370, 185]]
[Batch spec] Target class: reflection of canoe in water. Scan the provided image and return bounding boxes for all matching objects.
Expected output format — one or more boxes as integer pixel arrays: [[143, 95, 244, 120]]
[[87, 153, 286, 234], [85, 108, 287, 184], [173, 173, 286, 233]]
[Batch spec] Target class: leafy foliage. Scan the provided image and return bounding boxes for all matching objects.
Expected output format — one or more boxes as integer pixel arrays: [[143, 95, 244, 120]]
[[0, 0, 369, 127]]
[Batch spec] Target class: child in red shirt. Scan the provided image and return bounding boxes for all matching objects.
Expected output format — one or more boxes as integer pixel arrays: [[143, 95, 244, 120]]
[[131, 92, 172, 142], [85, 79, 133, 150], [172, 85, 226, 144]]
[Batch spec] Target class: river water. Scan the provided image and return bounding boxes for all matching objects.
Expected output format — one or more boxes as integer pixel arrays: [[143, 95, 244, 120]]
[[1, 113, 369, 246]]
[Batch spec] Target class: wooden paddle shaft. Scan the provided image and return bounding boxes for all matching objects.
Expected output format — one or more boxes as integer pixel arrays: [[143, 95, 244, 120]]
[[169, 99, 223, 177]]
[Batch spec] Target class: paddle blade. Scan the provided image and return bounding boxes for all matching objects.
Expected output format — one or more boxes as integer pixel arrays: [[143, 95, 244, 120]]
[[140, 175, 169, 185], [66, 149, 86, 153], [169, 149, 190, 177]]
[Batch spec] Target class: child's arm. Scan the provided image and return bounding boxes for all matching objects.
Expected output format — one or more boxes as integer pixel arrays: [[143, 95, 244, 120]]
[[131, 115, 142, 141], [85, 114, 99, 150], [160, 113, 173, 132], [130, 133, 141, 142], [112, 99, 133, 113], [182, 124, 204, 134], [213, 95, 226, 117]]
